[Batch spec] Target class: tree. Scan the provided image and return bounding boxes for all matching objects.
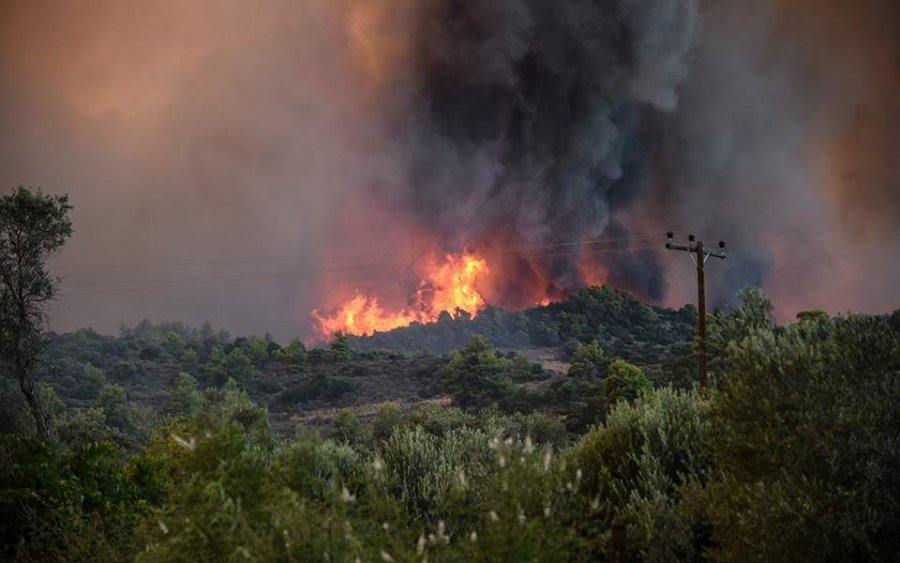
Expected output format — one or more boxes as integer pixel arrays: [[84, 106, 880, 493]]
[[223, 348, 255, 389], [372, 402, 402, 441], [162, 331, 185, 357], [97, 383, 131, 433], [207, 345, 226, 382], [82, 363, 107, 398], [795, 309, 829, 324], [697, 315, 900, 561], [442, 336, 512, 409], [330, 331, 352, 361], [604, 359, 651, 405], [0, 186, 72, 439], [246, 336, 269, 368], [707, 287, 776, 380], [179, 347, 199, 373], [277, 338, 308, 373], [164, 372, 203, 417], [567, 340, 607, 379]]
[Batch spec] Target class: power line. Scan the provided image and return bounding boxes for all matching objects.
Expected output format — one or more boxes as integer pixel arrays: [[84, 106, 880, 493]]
[[60, 242, 660, 288], [49, 227, 899, 273], [60, 232, 900, 297], [58, 243, 662, 297], [51, 232, 665, 272]]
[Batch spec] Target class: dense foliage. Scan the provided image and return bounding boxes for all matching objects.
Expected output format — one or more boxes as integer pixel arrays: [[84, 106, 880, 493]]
[[351, 286, 696, 358], [2, 289, 899, 561]]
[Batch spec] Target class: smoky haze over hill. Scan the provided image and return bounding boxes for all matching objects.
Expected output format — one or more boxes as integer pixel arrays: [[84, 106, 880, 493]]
[[0, 0, 897, 339]]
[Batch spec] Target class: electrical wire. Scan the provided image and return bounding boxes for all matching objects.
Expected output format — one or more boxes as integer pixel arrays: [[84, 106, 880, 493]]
[[58, 243, 662, 297], [54, 227, 900, 298]]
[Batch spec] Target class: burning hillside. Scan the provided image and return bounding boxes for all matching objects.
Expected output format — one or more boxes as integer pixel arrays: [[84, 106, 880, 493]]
[[312, 0, 698, 338], [312, 252, 489, 338]]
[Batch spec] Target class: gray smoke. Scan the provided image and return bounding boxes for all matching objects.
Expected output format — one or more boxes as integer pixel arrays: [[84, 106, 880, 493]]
[[375, 0, 700, 303], [382, 0, 899, 315], [0, 0, 897, 339], [651, 0, 900, 316]]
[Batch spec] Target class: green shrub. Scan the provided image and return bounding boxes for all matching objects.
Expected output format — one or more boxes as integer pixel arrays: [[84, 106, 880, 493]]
[[332, 408, 370, 447], [372, 402, 403, 441], [570, 387, 711, 560], [604, 359, 651, 405], [276, 438, 361, 500], [276, 338, 308, 373], [0, 436, 163, 561], [163, 372, 202, 417], [379, 425, 492, 520], [442, 336, 513, 409], [568, 340, 607, 379]]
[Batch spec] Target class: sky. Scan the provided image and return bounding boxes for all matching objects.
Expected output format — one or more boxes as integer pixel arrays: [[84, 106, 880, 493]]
[[1, 0, 897, 339]]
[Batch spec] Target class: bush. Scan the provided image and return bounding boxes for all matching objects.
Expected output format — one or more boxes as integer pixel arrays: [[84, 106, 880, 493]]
[[276, 338, 308, 373], [442, 336, 513, 409], [372, 402, 403, 442], [695, 315, 900, 562], [275, 437, 361, 500], [568, 340, 607, 379], [379, 425, 493, 520], [604, 360, 651, 405], [0, 436, 163, 561], [331, 409, 370, 447], [163, 372, 203, 417], [570, 388, 712, 561]]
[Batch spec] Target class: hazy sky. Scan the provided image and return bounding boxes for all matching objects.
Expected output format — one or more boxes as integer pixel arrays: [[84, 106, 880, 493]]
[[1, 0, 897, 339]]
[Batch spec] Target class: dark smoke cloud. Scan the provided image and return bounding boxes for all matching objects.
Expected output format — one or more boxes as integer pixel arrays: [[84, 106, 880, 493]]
[[0, 0, 897, 338], [380, 0, 900, 316], [651, 0, 900, 316], [377, 0, 699, 300]]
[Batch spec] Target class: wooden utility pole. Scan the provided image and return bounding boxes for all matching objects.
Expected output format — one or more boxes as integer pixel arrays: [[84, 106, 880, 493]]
[[611, 525, 627, 563], [696, 240, 707, 388], [665, 233, 726, 388]]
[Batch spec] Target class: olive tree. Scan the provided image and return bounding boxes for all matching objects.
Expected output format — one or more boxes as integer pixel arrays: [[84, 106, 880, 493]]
[[0, 186, 72, 439]]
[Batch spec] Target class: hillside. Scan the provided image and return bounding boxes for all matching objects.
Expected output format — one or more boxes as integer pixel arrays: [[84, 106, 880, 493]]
[[2, 286, 696, 439], [6, 287, 899, 562], [351, 285, 697, 357]]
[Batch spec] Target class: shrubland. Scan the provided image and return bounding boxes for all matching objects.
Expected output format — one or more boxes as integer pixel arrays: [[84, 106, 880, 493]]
[[2, 289, 899, 561]]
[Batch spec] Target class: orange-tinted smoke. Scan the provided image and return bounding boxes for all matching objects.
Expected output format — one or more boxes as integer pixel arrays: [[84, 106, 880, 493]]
[[777, 0, 900, 229]]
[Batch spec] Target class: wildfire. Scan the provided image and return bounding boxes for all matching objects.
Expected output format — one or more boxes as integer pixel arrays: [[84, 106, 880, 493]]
[[312, 252, 489, 339]]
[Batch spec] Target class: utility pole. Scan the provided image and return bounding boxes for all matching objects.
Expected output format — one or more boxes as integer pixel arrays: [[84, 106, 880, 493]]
[[611, 524, 627, 563], [665, 232, 726, 389]]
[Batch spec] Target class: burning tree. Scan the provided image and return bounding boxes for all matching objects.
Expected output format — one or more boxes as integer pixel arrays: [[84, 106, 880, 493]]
[[0, 186, 72, 439]]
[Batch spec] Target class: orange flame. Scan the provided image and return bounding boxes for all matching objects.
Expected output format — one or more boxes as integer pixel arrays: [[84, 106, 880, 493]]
[[312, 252, 489, 339]]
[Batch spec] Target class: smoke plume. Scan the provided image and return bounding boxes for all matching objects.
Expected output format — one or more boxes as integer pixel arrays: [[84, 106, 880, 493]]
[[651, 0, 900, 316], [0, 0, 897, 338], [372, 0, 700, 305]]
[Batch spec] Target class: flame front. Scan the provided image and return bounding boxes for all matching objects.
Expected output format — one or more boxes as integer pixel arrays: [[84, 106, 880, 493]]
[[313, 252, 489, 339]]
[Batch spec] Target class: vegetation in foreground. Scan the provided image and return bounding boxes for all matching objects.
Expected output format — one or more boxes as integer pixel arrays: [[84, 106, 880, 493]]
[[2, 291, 899, 562]]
